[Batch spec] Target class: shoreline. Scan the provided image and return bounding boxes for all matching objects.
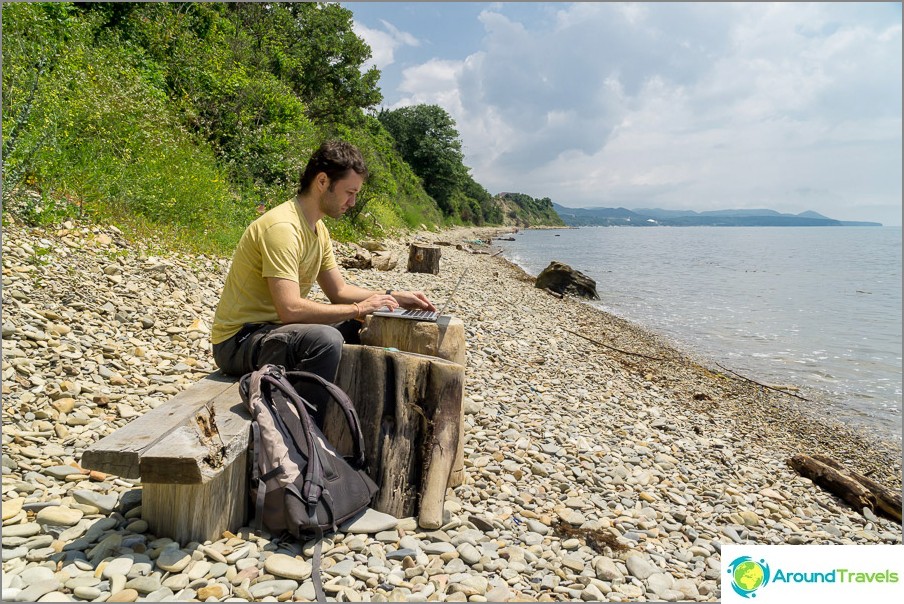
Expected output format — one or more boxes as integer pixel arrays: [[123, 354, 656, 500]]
[[478, 225, 903, 449], [410, 226, 902, 486], [2, 218, 901, 603]]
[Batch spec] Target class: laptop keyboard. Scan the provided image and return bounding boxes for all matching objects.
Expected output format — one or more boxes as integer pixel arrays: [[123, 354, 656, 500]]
[[400, 309, 437, 319]]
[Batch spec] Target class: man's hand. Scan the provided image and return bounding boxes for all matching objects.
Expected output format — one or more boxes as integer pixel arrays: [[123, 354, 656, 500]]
[[391, 290, 437, 312], [357, 293, 400, 316]]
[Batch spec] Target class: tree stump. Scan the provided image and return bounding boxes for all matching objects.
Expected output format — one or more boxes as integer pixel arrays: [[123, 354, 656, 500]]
[[407, 244, 441, 274], [326, 345, 463, 529], [360, 316, 466, 487]]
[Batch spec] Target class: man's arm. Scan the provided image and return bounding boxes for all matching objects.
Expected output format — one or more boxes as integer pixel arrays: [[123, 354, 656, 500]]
[[267, 277, 365, 324], [317, 268, 437, 313]]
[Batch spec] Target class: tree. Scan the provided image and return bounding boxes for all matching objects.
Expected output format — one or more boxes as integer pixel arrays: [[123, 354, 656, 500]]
[[223, 3, 382, 124], [377, 104, 467, 216]]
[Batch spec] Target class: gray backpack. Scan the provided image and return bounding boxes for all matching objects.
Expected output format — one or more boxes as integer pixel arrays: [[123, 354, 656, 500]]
[[240, 364, 378, 600]]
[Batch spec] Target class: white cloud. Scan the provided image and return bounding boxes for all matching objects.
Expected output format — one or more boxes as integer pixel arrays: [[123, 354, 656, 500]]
[[353, 19, 419, 71], [390, 3, 902, 224]]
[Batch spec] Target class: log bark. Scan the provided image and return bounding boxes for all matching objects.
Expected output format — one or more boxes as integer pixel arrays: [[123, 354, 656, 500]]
[[407, 244, 441, 274], [360, 316, 466, 487], [788, 454, 878, 516], [328, 345, 463, 529], [811, 454, 902, 522]]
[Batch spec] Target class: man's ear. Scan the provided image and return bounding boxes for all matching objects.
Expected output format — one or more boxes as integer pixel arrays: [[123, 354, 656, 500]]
[[315, 172, 329, 191]]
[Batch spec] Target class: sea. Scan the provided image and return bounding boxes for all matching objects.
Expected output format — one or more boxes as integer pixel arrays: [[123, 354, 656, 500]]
[[494, 226, 903, 443]]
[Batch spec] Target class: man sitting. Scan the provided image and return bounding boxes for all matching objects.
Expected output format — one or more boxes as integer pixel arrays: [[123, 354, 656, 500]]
[[212, 140, 435, 392]]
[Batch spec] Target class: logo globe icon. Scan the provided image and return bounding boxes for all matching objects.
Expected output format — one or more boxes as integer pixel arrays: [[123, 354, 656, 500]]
[[727, 556, 770, 598]]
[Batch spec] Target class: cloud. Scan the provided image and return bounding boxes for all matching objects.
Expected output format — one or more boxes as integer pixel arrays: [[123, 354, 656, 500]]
[[353, 19, 420, 70], [391, 3, 901, 223]]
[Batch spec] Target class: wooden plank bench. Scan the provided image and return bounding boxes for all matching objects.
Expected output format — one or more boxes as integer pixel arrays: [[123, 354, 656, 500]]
[[80, 344, 463, 543]]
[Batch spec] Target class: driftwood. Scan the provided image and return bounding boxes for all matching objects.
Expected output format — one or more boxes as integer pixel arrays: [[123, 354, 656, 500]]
[[565, 329, 666, 362], [788, 454, 901, 522], [407, 244, 441, 274], [810, 454, 902, 523], [327, 345, 464, 529], [715, 362, 810, 401]]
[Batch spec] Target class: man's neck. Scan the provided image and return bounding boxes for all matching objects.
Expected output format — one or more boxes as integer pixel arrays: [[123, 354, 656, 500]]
[[294, 193, 322, 232]]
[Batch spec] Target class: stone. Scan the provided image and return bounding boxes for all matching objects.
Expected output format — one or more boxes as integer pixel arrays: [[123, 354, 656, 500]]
[[156, 548, 191, 573], [594, 557, 624, 581], [197, 584, 229, 600], [108, 588, 139, 602], [264, 553, 312, 581], [249, 579, 300, 599], [73, 489, 119, 514], [2, 497, 24, 521], [124, 575, 162, 594], [102, 557, 134, 578], [625, 554, 659, 580], [340, 508, 398, 534], [36, 506, 83, 527], [534, 261, 600, 299]]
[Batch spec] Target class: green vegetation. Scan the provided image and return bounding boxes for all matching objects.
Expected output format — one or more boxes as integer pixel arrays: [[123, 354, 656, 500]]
[[2, 2, 560, 255], [494, 192, 565, 227]]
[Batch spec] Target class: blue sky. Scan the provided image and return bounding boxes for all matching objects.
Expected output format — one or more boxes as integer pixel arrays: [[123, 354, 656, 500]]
[[345, 2, 902, 226]]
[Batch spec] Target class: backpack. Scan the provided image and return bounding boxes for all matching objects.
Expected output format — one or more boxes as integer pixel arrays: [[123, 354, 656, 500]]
[[239, 364, 379, 601]]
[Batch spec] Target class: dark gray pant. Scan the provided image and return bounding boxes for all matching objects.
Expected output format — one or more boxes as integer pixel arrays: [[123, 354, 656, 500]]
[[213, 320, 361, 422], [214, 321, 361, 376]]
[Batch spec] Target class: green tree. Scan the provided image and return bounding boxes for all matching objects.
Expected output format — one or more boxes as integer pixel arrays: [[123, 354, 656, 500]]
[[222, 3, 382, 124], [377, 104, 467, 216]]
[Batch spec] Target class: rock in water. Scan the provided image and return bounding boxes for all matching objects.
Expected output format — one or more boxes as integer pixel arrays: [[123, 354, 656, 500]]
[[534, 261, 600, 299]]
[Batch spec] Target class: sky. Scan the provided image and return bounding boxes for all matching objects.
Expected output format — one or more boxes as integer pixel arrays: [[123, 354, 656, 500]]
[[345, 2, 903, 226]]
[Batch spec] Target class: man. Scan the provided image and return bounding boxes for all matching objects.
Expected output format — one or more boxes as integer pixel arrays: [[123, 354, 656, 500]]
[[212, 140, 435, 387]]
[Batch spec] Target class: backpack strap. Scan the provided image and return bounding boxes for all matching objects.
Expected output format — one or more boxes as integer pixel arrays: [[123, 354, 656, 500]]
[[249, 421, 267, 532], [284, 370, 368, 468], [263, 372, 326, 506]]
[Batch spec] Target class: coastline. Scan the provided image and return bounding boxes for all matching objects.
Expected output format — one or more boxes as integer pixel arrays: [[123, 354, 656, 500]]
[[2, 219, 901, 603]]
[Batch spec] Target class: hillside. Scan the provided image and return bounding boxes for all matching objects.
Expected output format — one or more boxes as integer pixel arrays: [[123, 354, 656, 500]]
[[553, 204, 882, 227], [0, 2, 526, 253], [494, 193, 566, 227]]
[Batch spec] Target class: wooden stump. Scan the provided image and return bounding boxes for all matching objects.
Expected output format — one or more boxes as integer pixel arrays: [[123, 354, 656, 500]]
[[360, 316, 466, 487], [327, 345, 463, 529], [407, 244, 441, 274]]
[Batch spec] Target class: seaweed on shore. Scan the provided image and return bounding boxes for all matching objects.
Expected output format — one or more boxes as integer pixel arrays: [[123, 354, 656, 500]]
[[552, 519, 630, 553]]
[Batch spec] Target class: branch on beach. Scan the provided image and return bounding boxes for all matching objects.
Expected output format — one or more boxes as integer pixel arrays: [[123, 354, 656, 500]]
[[714, 363, 810, 402], [788, 454, 902, 523], [564, 329, 666, 362]]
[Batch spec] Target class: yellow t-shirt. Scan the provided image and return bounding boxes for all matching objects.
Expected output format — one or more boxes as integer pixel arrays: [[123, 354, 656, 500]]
[[211, 199, 338, 344]]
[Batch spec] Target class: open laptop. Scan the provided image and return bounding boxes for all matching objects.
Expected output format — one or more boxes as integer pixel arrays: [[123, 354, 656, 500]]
[[372, 268, 467, 322]]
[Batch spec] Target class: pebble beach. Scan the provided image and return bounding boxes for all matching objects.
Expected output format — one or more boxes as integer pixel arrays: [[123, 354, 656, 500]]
[[2, 217, 902, 602]]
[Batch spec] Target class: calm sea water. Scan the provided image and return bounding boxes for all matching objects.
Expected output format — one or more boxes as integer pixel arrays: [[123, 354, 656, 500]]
[[496, 227, 903, 442]]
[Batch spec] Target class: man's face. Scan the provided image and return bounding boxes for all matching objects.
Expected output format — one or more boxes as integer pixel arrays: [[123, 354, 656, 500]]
[[319, 172, 364, 219]]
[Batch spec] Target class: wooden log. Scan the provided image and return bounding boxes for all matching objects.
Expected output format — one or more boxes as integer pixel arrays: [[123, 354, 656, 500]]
[[811, 454, 902, 523], [80, 372, 236, 478], [327, 345, 463, 529], [788, 454, 877, 514], [407, 244, 441, 274], [360, 316, 466, 488], [141, 450, 247, 544]]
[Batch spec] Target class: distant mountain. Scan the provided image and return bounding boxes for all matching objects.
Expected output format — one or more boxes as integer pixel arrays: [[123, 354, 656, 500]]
[[553, 204, 882, 227]]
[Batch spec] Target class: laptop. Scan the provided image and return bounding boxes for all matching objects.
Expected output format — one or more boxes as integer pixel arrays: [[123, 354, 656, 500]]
[[372, 268, 467, 322]]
